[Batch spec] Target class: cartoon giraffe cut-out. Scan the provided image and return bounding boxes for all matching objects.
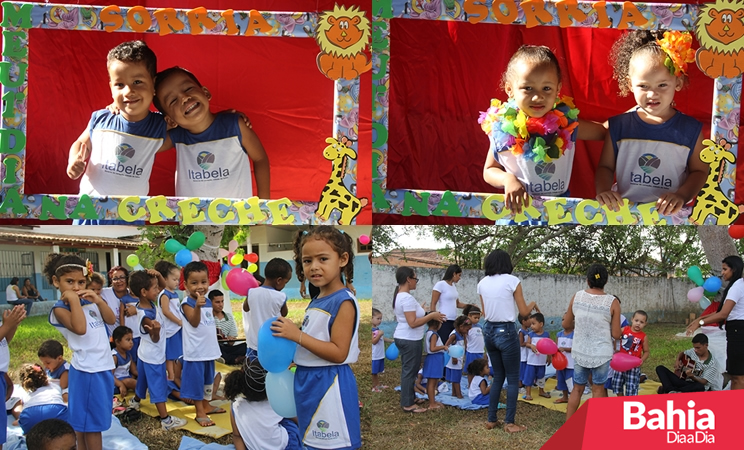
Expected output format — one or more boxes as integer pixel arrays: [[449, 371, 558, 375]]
[[316, 137, 368, 224], [690, 138, 740, 225]]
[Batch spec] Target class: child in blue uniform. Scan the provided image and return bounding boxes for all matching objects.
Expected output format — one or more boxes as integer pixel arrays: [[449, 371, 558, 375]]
[[17, 364, 68, 434], [111, 326, 137, 398], [445, 316, 471, 399], [423, 318, 447, 410], [154, 261, 183, 382], [0, 304, 25, 449], [37, 340, 69, 403], [271, 226, 361, 449], [46, 253, 116, 450]]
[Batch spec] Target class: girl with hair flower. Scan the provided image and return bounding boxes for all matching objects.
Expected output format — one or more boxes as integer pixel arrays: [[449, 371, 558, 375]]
[[596, 30, 707, 216], [480, 45, 606, 215]]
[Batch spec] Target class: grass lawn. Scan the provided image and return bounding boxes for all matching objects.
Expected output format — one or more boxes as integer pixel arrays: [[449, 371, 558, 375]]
[[360, 323, 695, 449], [7, 299, 372, 449]]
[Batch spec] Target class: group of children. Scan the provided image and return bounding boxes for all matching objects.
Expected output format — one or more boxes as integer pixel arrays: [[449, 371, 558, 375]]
[[68, 40, 270, 201], [481, 29, 706, 216], [1, 226, 362, 450]]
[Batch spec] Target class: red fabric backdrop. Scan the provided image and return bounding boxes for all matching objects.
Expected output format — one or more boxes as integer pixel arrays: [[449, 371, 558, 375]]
[[375, 17, 742, 225], [5, 0, 371, 224]]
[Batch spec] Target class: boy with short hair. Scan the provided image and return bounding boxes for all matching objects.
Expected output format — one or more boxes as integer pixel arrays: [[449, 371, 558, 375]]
[[243, 258, 291, 360], [37, 340, 69, 403], [180, 262, 224, 427], [153, 66, 270, 199], [611, 310, 650, 397], [127, 270, 186, 431], [554, 312, 574, 404], [371, 308, 391, 392], [524, 313, 551, 401], [67, 40, 171, 196], [26, 418, 77, 450]]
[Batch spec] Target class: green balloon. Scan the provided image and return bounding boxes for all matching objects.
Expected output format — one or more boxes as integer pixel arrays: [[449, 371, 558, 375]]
[[165, 239, 185, 254], [687, 266, 704, 287], [126, 254, 139, 267], [186, 232, 206, 251]]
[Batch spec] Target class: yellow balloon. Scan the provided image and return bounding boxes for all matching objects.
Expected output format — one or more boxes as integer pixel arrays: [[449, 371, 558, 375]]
[[230, 254, 244, 266], [247, 263, 258, 273]]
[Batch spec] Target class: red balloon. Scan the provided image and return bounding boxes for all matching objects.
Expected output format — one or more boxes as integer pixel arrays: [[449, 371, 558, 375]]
[[610, 352, 642, 372], [552, 351, 568, 371], [729, 225, 744, 240], [536, 338, 558, 355], [245, 253, 259, 263]]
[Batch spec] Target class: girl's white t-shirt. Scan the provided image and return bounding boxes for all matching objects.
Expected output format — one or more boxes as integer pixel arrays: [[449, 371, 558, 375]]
[[467, 324, 484, 353], [232, 397, 288, 450], [725, 278, 744, 321], [425, 330, 444, 354], [477, 274, 521, 323], [432, 280, 459, 321], [468, 375, 487, 400], [445, 330, 464, 370], [50, 301, 115, 372], [393, 292, 426, 341]]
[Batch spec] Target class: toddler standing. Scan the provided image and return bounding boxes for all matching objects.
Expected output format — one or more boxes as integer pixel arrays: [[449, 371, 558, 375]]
[[611, 310, 650, 396]]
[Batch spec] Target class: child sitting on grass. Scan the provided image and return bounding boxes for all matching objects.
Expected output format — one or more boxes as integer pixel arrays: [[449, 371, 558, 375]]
[[467, 358, 491, 406], [37, 340, 69, 403], [17, 364, 69, 434], [111, 326, 137, 399]]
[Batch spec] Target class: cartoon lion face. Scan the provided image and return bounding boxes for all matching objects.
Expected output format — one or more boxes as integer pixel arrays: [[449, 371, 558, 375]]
[[695, 0, 744, 53], [316, 5, 370, 58]]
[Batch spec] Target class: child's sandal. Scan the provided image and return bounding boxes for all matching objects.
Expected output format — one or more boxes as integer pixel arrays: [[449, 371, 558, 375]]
[[195, 417, 215, 427]]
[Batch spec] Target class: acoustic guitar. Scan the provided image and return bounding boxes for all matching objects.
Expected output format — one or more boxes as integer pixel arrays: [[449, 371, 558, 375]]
[[674, 353, 697, 379]]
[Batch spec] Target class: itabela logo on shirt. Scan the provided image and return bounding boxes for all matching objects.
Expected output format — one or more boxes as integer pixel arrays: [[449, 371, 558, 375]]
[[313, 420, 339, 440], [629, 153, 672, 188], [101, 143, 144, 177], [189, 151, 230, 181], [535, 161, 556, 180]]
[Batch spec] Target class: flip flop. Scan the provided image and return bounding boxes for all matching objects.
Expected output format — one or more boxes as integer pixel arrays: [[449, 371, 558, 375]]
[[539, 393, 551, 398], [207, 407, 226, 414], [402, 406, 427, 413], [196, 417, 215, 427], [522, 395, 533, 401], [504, 423, 527, 433]]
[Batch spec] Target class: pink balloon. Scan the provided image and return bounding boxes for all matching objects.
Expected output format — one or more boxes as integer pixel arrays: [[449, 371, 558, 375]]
[[687, 286, 704, 303], [359, 234, 371, 245], [225, 268, 259, 296], [190, 251, 200, 262], [610, 353, 642, 372], [218, 249, 229, 258], [229, 240, 239, 252], [536, 338, 558, 355]]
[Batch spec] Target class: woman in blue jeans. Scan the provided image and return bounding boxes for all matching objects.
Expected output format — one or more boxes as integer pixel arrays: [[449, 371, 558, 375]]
[[477, 250, 538, 433]]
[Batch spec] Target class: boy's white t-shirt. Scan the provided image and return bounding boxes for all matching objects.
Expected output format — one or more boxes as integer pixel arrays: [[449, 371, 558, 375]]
[[372, 328, 385, 361], [432, 280, 459, 320], [180, 297, 221, 361], [467, 323, 484, 353], [526, 331, 549, 366], [232, 397, 288, 449], [137, 303, 167, 365], [112, 349, 132, 379], [50, 301, 115, 372], [557, 330, 575, 369], [246, 286, 287, 352], [519, 328, 529, 362], [468, 375, 487, 400]]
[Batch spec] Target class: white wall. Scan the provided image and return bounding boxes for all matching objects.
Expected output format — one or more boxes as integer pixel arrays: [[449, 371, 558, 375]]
[[372, 265, 703, 330]]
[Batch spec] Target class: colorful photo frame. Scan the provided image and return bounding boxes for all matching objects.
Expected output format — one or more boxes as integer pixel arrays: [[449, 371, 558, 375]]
[[0, 2, 370, 225], [372, 0, 740, 225]]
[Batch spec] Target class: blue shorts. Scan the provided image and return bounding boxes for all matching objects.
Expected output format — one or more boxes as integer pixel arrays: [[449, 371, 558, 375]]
[[19, 403, 69, 434], [556, 368, 574, 391], [522, 364, 546, 386], [465, 352, 483, 373], [519, 361, 527, 383], [422, 353, 444, 379], [68, 367, 113, 432], [0, 372, 6, 444], [470, 393, 489, 405], [372, 358, 385, 375], [166, 330, 183, 361], [280, 417, 303, 450], [135, 361, 168, 404], [573, 360, 611, 386], [445, 368, 462, 383], [180, 360, 215, 401]]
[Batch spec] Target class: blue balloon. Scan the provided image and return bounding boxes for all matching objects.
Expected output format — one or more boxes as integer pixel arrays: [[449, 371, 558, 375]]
[[385, 342, 399, 360], [443, 352, 450, 366], [448, 344, 464, 359], [265, 370, 297, 418], [703, 277, 722, 294], [175, 248, 192, 267], [258, 317, 297, 373]]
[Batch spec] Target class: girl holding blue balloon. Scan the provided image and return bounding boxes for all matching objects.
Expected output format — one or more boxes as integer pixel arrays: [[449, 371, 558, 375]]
[[445, 316, 471, 399], [270, 226, 362, 449], [423, 317, 448, 410]]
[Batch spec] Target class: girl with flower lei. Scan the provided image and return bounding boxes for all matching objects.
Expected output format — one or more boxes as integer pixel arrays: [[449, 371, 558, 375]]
[[596, 30, 707, 216], [480, 45, 606, 215]]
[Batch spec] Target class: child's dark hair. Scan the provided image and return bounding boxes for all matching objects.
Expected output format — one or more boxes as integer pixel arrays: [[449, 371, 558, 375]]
[[265, 258, 292, 280], [501, 45, 562, 91], [632, 310, 648, 321], [88, 272, 105, 287], [208, 290, 224, 300], [294, 226, 355, 286], [531, 312, 545, 324], [463, 304, 481, 316], [42, 253, 86, 284], [692, 333, 709, 345], [26, 418, 75, 450], [609, 29, 687, 96], [129, 270, 156, 298], [467, 358, 488, 376], [587, 263, 608, 289], [372, 308, 382, 317], [183, 261, 209, 282], [107, 40, 157, 78], [113, 326, 133, 343], [107, 265, 129, 285], [154, 260, 179, 279], [153, 66, 203, 112], [427, 313, 441, 329], [518, 314, 530, 324], [224, 359, 268, 402], [454, 315, 471, 331], [484, 249, 514, 276], [37, 340, 63, 359], [20, 363, 48, 393]]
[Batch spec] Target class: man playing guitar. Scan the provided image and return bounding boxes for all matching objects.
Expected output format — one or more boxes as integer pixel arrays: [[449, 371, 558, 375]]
[[655, 334, 723, 393]]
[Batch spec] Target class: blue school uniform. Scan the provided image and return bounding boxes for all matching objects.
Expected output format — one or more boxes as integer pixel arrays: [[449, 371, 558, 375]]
[[445, 330, 465, 383], [422, 330, 445, 379], [293, 288, 361, 450]]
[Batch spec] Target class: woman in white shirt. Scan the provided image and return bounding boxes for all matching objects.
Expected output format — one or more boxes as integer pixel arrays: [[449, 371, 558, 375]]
[[5, 277, 33, 316], [687, 255, 744, 390], [477, 250, 538, 433], [393, 266, 445, 413], [431, 265, 467, 344]]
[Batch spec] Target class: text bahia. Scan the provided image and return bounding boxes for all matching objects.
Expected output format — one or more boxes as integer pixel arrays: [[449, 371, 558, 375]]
[[623, 400, 714, 430]]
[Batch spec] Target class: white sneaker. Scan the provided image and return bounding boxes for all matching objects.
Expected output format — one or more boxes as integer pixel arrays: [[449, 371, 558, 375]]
[[161, 415, 187, 431], [128, 398, 140, 410]]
